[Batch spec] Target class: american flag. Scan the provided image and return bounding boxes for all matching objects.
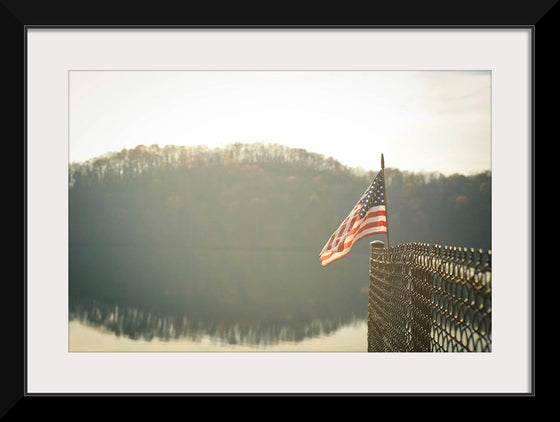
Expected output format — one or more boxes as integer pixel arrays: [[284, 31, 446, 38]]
[[319, 170, 387, 267]]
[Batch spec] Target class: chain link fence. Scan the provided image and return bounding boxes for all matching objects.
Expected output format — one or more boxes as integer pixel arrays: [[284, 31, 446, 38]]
[[368, 242, 491, 352]]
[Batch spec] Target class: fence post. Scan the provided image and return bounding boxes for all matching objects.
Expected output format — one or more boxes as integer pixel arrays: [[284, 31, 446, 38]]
[[368, 240, 385, 352]]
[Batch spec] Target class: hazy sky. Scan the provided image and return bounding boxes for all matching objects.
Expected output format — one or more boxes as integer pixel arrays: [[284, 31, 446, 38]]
[[69, 70, 491, 175]]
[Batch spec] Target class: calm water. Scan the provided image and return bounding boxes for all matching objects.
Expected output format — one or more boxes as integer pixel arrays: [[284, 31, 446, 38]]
[[68, 318, 368, 352], [69, 245, 371, 351]]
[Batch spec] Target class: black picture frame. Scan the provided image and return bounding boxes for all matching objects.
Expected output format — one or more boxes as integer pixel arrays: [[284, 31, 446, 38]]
[[9, 0, 550, 413]]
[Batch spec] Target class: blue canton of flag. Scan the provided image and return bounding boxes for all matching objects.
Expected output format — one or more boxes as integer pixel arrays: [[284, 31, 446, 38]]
[[358, 171, 386, 218]]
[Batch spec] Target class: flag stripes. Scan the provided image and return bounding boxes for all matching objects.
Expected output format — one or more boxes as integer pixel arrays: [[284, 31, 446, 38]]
[[319, 170, 387, 267]]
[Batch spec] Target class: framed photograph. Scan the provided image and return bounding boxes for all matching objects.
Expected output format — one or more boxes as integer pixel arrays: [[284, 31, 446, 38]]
[[13, 1, 547, 407]]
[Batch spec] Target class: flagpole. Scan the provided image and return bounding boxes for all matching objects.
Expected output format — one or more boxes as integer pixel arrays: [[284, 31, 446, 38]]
[[381, 153, 390, 248]]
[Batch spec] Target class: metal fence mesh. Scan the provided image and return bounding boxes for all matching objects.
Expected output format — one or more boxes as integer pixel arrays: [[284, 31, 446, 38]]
[[368, 242, 491, 352]]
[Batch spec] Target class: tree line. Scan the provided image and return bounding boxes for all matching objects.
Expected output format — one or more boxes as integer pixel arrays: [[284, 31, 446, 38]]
[[69, 142, 491, 250], [69, 142, 362, 187]]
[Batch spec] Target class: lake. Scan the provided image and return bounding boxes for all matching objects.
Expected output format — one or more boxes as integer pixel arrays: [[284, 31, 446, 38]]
[[68, 318, 368, 352], [69, 245, 371, 352]]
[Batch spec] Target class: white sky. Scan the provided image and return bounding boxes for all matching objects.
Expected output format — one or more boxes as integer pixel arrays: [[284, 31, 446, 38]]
[[69, 70, 491, 175]]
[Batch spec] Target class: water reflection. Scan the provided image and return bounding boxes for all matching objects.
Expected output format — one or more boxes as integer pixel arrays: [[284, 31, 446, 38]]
[[70, 300, 363, 347], [69, 245, 370, 347]]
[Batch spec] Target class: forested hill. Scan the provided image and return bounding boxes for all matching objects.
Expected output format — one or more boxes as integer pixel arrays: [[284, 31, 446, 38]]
[[69, 142, 491, 252]]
